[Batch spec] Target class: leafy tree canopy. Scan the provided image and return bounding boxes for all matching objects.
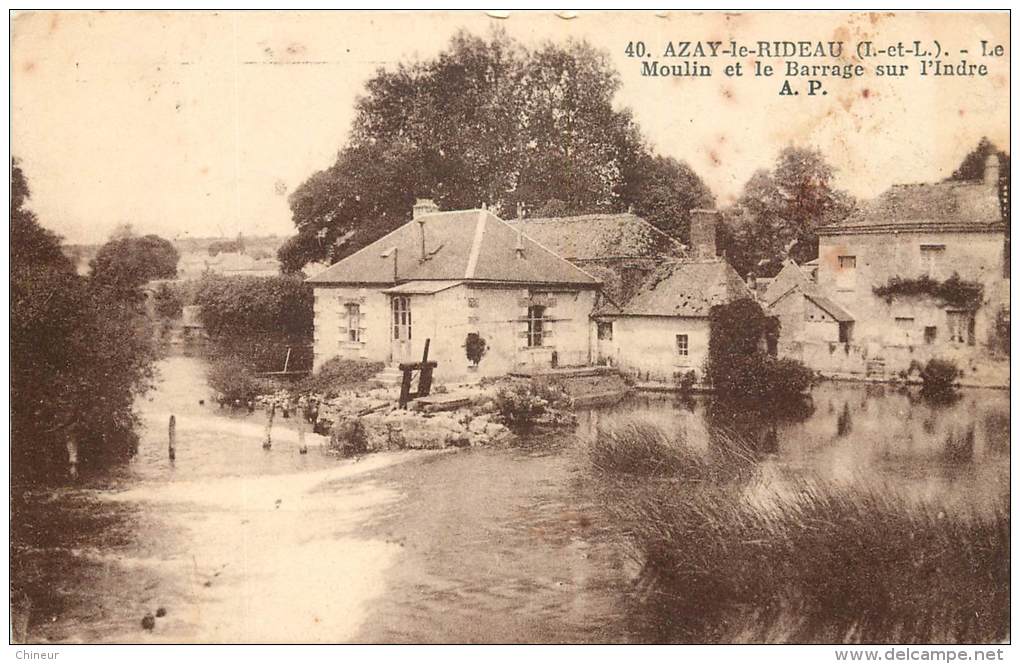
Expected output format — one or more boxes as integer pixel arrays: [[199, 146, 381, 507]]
[[946, 136, 1009, 183], [280, 29, 713, 272], [90, 233, 179, 295], [11, 160, 156, 480], [720, 146, 855, 278]]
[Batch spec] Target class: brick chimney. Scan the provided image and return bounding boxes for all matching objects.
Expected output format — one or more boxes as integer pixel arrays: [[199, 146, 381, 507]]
[[413, 198, 439, 219], [689, 209, 719, 260], [984, 154, 1000, 185]]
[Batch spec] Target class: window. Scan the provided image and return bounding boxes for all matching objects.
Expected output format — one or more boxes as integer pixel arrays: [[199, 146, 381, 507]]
[[838, 321, 853, 343], [676, 334, 689, 357], [836, 255, 857, 291], [527, 305, 545, 347], [920, 244, 946, 278], [924, 326, 937, 345], [947, 311, 975, 345], [345, 303, 361, 342], [392, 296, 411, 341], [597, 321, 613, 341], [895, 317, 914, 343]]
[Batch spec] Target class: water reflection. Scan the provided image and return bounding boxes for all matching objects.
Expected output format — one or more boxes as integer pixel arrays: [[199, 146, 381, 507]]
[[12, 356, 1010, 644], [581, 381, 1009, 515]]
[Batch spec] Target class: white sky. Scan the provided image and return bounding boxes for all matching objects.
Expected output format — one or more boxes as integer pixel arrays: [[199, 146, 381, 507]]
[[11, 10, 1009, 244]]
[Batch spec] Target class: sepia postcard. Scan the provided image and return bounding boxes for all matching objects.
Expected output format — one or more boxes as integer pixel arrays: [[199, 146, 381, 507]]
[[7, 7, 1011, 656]]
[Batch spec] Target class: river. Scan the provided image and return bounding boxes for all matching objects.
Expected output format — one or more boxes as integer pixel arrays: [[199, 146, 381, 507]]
[[11, 356, 1009, 643]]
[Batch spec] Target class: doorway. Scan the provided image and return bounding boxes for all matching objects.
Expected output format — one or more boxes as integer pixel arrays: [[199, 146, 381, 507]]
[[391, 296, 413, 363]]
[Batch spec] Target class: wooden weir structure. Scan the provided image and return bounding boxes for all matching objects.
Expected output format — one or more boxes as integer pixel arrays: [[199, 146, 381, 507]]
[[398, 338, 437, 408]]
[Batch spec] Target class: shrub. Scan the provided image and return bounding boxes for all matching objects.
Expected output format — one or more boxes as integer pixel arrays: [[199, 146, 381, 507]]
[[706, 298, 814, 400], [708, 353, 815, 402], [465, 333, 487, 366], [329, 418, 368, 456], [153, 282, 183, 320], [193, 274, 312, 341], [494, 380, 566, 430], [194, 274, 314, 376], [205, 354, 277, 404], [677, 370, 697, 393], [766, 357, 816, 398], [298, 358, 384, 397], [918, 358, 961, 397]]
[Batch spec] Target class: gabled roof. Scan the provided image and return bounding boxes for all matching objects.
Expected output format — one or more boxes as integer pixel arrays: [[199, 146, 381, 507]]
[[819, 180, 1006, 235], [804, 293, 855, 323], [505, 212, 685, 261], [762, 259, 816, 306], [762, 260, 856, 323], [599, 259, 753, 318], [307, 209, 599, 287]]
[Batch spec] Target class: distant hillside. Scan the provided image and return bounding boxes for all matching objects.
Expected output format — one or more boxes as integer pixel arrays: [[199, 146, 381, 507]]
[[63, 235, 294, 277]]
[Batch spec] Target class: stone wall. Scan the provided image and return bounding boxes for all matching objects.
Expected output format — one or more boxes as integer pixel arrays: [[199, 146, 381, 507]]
[[313, 283, 596, 382], [606, 316, 710, 383], [312, 286, 390, 370], [818, 230, 1006, 357]]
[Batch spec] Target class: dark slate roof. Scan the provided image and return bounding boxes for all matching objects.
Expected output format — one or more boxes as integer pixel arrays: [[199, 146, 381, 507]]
[[505, 212, 685, 260], [819, 181, 1006, 235], [598, 259, 753, 318], [307, 209, 599, 287]]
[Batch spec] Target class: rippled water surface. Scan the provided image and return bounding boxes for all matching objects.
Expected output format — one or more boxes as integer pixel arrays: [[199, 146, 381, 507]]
[[11, 356, 1009, 643]]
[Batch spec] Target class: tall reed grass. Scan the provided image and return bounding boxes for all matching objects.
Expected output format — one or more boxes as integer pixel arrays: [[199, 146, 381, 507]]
[[588, 419, 1009, 643]]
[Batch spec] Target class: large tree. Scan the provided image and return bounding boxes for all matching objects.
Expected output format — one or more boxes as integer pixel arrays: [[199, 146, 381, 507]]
[[11, 160, 157, 480], [623, 153, 716, 242], [947, 136, 1009, 184], [721, 146, 855, 278], [90, 232, 179, 295], [280, 30, 713, 272]]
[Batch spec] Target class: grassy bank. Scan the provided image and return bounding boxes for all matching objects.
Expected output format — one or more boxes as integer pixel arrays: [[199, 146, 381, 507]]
[[588, 419, 1009, 643]]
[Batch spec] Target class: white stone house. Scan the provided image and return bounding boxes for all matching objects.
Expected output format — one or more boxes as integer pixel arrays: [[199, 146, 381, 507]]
[[306, 200, 600, 382], [589, 210, 754, 383], [768, 155, 1009, 378]]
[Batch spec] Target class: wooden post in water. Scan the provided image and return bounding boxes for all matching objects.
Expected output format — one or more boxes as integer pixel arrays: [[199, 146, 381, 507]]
[[296, 396, 308, 454], [168, 415, 177, 461], [263, 403, 275, 449], [66, 436, 78, 481]]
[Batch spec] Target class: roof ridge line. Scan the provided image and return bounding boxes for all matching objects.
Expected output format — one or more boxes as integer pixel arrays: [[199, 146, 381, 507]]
[[464, 211, 487, 279], [486, 212, 602, 283]]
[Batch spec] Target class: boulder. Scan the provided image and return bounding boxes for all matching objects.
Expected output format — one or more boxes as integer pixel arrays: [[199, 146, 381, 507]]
[[468, 414, 492, 433]]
